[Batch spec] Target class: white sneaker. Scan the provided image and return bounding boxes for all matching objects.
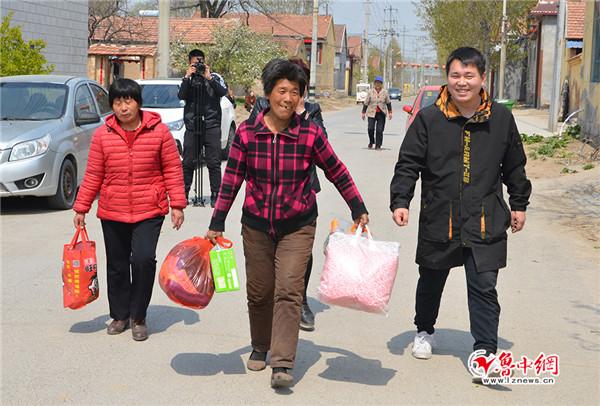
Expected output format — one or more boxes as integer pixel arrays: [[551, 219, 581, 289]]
[[412, 331, 435, 359]]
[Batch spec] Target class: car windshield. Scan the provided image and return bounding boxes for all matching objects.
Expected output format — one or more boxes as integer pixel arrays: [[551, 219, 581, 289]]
[[420, 90, 440, 109], [389, 88, 399, 93], [141, 84, 182, 108], [0, 82, 68, 120]]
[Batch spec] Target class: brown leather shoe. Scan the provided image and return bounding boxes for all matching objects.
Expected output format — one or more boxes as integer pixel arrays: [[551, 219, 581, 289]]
[[131, 319, 148, 341], [271, 367, 293, 388], [107, 319, 129, 335], [246, 350, 267, 371]]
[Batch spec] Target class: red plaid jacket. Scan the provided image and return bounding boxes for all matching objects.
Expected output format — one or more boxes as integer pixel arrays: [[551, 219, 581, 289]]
[[209, 109, 367, 236]]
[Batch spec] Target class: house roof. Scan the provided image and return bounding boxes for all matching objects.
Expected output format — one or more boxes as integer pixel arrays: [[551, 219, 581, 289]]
[[566, 1, 585, 39], [275, 37, 304, 56], [88, 43, 157, 56], [334, 24, 346, 52], [223, 13, 333, 40], [530, 0, 558, 16], [347, 35, 362, 59], [90, 16, 238, 44]]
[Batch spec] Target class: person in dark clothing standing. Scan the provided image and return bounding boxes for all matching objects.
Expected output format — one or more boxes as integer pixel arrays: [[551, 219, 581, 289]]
[[390, 47, 531, 381], [248, 58, 327, 332], [361, 76, 392, 149], [178, 49, 228, 207]]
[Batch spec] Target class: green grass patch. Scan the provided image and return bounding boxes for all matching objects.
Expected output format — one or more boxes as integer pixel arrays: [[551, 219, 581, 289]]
[[583, 163, 595, 170], [521, 133, 544, 144], [534, 135, 573, 157]]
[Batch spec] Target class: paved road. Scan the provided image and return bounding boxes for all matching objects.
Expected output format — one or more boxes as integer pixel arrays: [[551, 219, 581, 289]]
[[1, 99, 598, 405]]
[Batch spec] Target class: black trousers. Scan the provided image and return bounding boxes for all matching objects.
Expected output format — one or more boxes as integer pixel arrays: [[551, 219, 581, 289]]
[[367, 111, 386, 147], [182, 127, 222, 197], [101, 216, 164, 321], [414, 248, 501, 354]]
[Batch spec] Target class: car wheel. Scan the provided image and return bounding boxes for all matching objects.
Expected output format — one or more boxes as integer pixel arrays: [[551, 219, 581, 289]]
[[48, 159, 77, 210], [221, 123, 236, 160]]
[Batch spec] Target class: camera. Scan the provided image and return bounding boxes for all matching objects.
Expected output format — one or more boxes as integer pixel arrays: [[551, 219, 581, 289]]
[[193, 60, 206, 76]]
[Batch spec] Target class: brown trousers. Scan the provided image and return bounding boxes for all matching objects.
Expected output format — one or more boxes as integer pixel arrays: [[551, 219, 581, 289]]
[[242, 223, 316, 369]]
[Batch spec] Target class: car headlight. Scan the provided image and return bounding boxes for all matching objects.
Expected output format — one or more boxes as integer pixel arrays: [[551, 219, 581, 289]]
[[167, 119, 184, 131], [9, 134, 51, 161]]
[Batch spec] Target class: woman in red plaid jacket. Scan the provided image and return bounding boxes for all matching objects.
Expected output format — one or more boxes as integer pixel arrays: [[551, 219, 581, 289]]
[[206, 59, 369, 389]]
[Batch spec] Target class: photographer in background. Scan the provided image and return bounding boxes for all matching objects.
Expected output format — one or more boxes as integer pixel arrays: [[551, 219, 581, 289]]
[[178, 49, 228, 207]]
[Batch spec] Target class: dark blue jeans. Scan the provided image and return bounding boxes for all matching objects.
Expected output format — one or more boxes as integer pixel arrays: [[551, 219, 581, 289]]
[[414, 248, 500, 354]]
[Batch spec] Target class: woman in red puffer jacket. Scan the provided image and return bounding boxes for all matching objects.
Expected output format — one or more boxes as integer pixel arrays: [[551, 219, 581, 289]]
[[73, 79, 186, 341]]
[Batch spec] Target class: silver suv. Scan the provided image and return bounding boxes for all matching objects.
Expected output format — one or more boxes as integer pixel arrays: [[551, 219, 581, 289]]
[[0, 75, 111, 209]]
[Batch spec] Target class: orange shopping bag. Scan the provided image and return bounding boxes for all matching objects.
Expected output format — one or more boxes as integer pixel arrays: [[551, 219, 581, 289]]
[[62, 226, 99, 309]]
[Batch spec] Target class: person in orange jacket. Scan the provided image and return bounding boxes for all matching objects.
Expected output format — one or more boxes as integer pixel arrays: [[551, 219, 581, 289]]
[[73, 78, 186, 341]]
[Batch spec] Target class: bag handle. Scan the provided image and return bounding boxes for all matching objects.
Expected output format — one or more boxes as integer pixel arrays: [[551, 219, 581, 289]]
[[353, 223, 373, 240], [214, 237, 233, 249], [70, 226, 89, 247]]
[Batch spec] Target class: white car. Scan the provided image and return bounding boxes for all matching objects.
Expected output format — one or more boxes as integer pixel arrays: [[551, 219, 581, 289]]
[[136, 78, 236, 159], [356, 82, 371, 104]]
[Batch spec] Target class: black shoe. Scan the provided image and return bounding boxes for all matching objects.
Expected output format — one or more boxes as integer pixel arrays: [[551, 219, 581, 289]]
[[210, 192, 218, 208], [300, 302, 315, 331], [271, 367, 293, 388], [375, 145, 382, 150], [368, 143, 373, 149]]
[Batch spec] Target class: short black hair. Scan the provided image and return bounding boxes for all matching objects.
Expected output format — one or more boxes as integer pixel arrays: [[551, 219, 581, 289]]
[[261, 58, 308, 96], [188, 49, 204, 62], [288, 57, 310, 84], [446, 47, 486, 76], [108, 78, 142, 106]]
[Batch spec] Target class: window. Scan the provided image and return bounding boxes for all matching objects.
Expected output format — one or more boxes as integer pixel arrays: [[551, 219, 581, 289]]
[[89, 84, 111, 115], [593, 0, 600, 82], [74, 85, 97, 118], [0, 82, 67, 120]]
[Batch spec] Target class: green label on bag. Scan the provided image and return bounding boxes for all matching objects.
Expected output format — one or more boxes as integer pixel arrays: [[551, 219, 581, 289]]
[[209, 247, 240, 292]]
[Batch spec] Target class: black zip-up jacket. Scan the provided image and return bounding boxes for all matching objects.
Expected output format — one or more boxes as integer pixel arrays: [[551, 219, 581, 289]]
[[249, 96, 328, 192], [178, 72, 227, 130], [390, 86, 532, 272]]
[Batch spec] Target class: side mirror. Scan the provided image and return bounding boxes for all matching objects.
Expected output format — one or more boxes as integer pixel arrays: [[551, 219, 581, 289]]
[[75, 110, 100, 126], [403, 105, 413, 115]]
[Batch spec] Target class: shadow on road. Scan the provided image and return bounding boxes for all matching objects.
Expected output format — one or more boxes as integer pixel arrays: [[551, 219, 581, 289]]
[[0, 196, 60, 215], [171, 346, 252, 376], [387, 328, 514, 392], [565, 300, 600, 352], [68, 304, 200, 334]]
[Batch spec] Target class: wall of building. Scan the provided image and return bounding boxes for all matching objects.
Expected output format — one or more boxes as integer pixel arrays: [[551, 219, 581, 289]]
[[539, 16, 557, 108], [1, 0, 88, 77], [315, 25, 335, 92], [580, 1, 600, 140]]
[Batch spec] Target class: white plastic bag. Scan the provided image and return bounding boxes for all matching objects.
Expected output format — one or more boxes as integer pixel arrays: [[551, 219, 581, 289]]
[[318, 225, 400, 315]]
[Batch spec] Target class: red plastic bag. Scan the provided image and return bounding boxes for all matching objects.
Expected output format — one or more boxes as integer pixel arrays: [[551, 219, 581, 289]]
[[63, 226, 99, 309], [159, 237, 215, 309]]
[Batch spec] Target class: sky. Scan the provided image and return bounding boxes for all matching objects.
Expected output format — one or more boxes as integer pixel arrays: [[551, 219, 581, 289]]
[[327, 0, 437, 62]]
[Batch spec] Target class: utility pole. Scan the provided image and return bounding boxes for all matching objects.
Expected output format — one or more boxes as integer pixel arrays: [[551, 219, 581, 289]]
[[309, 0, 318, 102], [157, 0, 170, 77], [400, 25, 406, 94], [362, 0, 370, 83], [380, 4, 398, 88], [549, 0, 566, 132], [498, 0, 508, 99]]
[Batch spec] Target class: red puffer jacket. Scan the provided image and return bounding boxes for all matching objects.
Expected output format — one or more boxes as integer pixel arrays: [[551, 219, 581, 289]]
[[74, 111, 187, 223]]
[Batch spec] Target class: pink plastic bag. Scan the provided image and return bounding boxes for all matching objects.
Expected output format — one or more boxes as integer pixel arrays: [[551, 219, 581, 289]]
[[318, 225, 400, 315]]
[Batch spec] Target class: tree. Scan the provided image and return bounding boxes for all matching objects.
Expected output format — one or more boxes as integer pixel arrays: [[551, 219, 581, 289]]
[[89, 0, 144, 44], [415, 0, 535, 71], [170, 23, 285, 89], [0, 13, 54, 76]]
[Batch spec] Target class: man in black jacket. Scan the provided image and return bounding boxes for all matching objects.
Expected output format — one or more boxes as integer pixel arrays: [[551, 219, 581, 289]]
[[390, 47, 531, 373], [178, 49, 228, 207]]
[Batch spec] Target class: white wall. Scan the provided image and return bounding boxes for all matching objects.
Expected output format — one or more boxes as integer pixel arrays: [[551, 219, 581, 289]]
[[539, 16, 557, 108], [1, 0, 88, 77]]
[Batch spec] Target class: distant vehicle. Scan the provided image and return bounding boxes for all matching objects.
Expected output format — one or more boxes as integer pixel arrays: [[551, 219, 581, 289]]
[[0, 75, 110, 209], [137, 78, 236, 160], [388, 87, 402, 101], [356, 83, 370, 104], [402, 85, 441, 130]]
